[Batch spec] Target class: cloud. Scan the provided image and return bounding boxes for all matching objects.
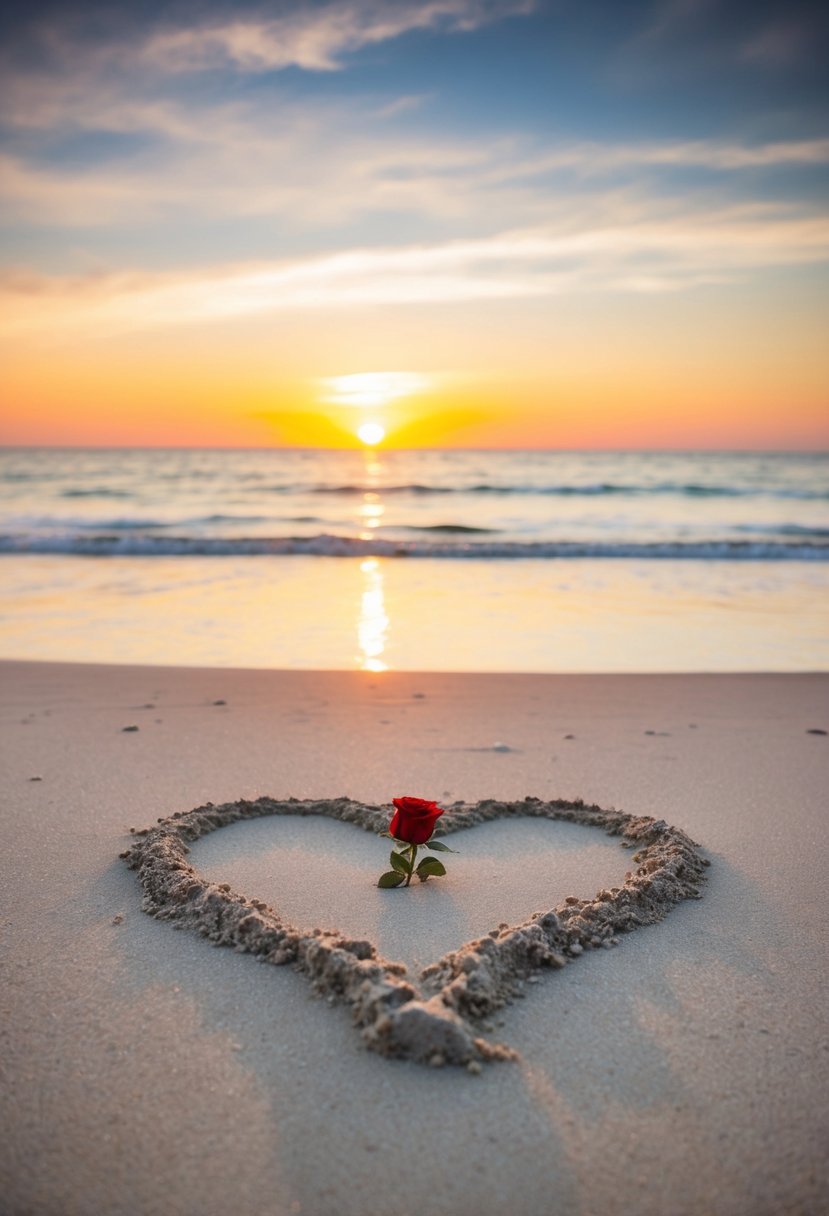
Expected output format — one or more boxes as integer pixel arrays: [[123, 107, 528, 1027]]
[[0, 118, 499, 227], [144, 1, 535, 74], [3, 202, 828, 339], [373, 93, 433, 118], [1, 0, 534, 95], [739, 22, 810, 68], [0, 1, 532, 147], [617, 0, 828, 82], [2, 124, 826, 232], [474, 137, 829, 193]]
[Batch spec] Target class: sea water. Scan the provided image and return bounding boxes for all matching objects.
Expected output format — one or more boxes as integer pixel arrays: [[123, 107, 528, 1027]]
[[1, 448, 826, 671]]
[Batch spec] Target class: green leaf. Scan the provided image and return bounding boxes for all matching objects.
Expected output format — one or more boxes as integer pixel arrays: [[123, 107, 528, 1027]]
[[415, 857, 447, 880], [377, 871, 405, 888], [389, 850, 410, 874], [425, 840, 456, 853]]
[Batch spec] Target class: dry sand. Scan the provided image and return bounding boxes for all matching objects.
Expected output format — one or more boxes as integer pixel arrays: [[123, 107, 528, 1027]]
[[1, 660, 828, 1216]]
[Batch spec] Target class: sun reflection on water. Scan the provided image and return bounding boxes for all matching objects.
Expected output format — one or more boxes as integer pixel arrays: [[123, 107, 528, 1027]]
[[355, 450, 390, 670], [358, 492, 384, 536], [357, 558, 389, 671]]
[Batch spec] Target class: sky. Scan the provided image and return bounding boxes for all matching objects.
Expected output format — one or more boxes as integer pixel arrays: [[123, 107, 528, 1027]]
[[1, 0, 827, 449]]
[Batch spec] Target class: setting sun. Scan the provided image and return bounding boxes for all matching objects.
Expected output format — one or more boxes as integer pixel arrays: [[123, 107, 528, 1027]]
[[357, 422, 385, 446]]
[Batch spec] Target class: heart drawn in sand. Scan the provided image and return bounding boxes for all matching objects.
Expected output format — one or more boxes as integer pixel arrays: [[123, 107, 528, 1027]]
[[122, 797, 707, 1069]]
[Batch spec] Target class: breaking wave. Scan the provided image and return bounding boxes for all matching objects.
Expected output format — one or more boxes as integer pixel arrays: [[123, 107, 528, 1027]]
[[1, 532, 826, 560]]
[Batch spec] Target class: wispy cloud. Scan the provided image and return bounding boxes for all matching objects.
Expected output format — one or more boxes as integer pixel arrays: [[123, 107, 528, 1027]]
[[4, 202, 828, 339], [0, 0, 534, 113], [739, 21, 811, 69], [502, 138, 829, 177], [617, 0, 827, 82], [0, 1, 531, 136], [0, 119, 497, 227], [144, 1, 534, 73], [2, 123, 826, 232]]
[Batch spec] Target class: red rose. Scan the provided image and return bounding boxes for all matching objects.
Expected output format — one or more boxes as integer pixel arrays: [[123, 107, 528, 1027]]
[[389, 796, 444, 845]]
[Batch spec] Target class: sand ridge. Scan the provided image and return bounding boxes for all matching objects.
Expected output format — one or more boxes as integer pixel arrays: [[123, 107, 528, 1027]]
[[123, 794, 708, 1067]]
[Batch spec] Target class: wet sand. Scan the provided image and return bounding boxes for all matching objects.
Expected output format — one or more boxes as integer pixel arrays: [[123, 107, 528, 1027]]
[[1, 661, 827, 1215]]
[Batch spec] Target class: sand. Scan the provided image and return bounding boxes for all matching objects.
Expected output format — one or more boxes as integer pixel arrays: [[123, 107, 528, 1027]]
[[1, 660, 828, 1215]]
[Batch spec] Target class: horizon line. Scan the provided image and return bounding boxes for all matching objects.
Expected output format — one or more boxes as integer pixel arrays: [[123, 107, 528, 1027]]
[[2, 443, 827, 456]]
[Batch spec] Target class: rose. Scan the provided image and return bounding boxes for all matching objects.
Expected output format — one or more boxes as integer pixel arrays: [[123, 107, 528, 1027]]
[[378, 795, 456, 888], [390, 796, 444, 845]]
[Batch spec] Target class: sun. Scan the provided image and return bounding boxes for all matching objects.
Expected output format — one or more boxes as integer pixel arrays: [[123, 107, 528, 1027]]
[[357, 422, 385, 446], [317, 371, 432, 448]]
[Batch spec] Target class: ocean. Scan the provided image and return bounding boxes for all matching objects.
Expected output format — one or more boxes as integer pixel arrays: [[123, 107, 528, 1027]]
[[1, 447, 827, 671]]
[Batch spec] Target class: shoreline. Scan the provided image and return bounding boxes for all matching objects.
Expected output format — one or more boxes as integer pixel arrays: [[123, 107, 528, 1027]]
[[4, 655, 829, 675], [2, 553, 826, 675], [2, 661, 827, 1215]]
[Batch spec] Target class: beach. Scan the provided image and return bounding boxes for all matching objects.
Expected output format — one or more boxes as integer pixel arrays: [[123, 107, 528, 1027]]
[[2, 659, 827, 1216], [4, 0, 828, 1210]]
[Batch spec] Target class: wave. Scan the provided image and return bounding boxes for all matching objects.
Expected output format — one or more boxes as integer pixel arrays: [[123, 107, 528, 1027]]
[[15, 480, 825, 502], [735, 523, 829, 538], [29, 512, 275, 531], [59, 487, 133, 499], [408, 523, 496, 534], [263, 481, 829, 500], [1, 532, 826, 560]]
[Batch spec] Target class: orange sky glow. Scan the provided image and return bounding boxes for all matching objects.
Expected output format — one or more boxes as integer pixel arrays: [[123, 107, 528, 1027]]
[[3, 294, 827, 449]]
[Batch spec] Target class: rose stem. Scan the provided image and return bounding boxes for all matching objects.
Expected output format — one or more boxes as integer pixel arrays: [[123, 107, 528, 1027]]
[[405, 843, 418, 886]]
